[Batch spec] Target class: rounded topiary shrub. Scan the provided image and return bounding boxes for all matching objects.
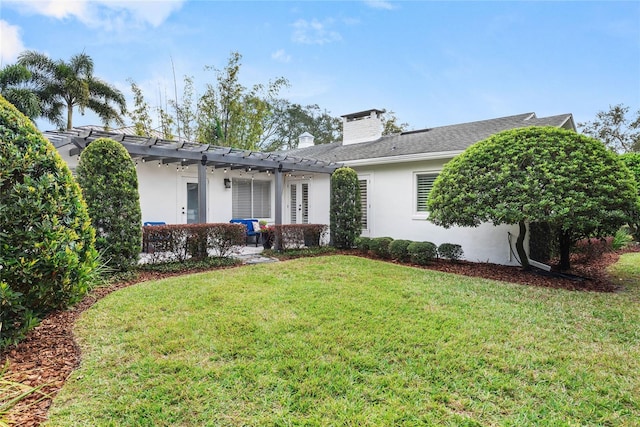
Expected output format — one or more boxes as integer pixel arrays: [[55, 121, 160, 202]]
[[0, 95, 98, 347], [437, 243, 464, 262], [76, 138, 142, 271], [330, 167, 361, 249], [354, 236, 371, 253], [389, 239, 412, 262], [407, 241, 437, 265], [369, 237, 394, 259]]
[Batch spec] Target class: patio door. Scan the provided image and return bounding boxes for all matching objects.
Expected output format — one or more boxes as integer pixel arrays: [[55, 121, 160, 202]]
[[289, 181, 309, 224], [181, 177, 200, 224]]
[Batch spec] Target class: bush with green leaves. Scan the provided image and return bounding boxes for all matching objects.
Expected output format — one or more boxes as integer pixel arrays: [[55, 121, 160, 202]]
[[369, 237, 394, 259], [438, 243, 464, 262], [0, 95, 98, 348], [620, 152, 640, 240], [428, 126, 637, 270], [142, 223, 246, 263], [389, 239, 412, 262], [407, 241, 438, 265], [330, 167, 362, 249], [76, 138, 142, 272], [354, 236, 371, 253]]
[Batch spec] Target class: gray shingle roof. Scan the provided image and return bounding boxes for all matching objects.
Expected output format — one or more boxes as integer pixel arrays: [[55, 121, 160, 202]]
[[283, 112, 575, 163]]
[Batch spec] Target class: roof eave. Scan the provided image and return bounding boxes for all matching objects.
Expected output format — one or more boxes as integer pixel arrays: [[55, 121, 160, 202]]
[[342, 150, 465, 167]]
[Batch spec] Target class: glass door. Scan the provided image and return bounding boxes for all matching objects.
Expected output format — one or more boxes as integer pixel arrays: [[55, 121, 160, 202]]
[[289, 181, 309, 224], [186, 182, 199, 224]]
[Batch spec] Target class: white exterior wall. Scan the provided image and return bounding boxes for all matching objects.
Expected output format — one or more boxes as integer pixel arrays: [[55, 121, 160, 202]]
[[352, 160, 525, 265], [58, 143, 332, 227]]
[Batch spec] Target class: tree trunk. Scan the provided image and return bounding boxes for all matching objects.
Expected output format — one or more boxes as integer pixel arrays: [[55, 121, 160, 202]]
[[558, 230, 572, 271], [67, 104, 73, 130], [516, 220, 530, 270]]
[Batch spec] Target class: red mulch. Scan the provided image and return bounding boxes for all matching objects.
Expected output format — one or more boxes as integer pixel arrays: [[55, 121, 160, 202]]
[[1, 248, 637, 426]]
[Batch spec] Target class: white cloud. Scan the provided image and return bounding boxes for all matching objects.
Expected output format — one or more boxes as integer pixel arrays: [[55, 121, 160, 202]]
[[0, 20, 26, 65], [9, 0, 185, 31], [292, 18, 342, 45], [271, 49, 291, 63], [363, 0, 396, 11]]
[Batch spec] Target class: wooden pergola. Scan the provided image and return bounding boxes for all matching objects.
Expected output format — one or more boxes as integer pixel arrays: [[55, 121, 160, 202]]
[[44, 128, 341, 226]]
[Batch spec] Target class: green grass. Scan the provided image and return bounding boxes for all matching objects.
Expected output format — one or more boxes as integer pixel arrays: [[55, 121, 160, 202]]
[[45, 255, 640, 426]]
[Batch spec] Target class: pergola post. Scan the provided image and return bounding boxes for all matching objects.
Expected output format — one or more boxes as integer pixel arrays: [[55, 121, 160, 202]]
[[274, 165, 283, 249], [198, 155, 207, 223]]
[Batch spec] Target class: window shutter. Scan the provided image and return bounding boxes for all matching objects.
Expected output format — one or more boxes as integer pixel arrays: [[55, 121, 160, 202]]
[[359, 179, 368, 230], [301, 183, 309, 224], [252, 180, 271, 218], [232, 178, 252, 218], [416, 174, 438, 212]]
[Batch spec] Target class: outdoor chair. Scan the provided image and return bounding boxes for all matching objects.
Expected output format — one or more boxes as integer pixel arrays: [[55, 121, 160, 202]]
[[230, 218, 260, 247]]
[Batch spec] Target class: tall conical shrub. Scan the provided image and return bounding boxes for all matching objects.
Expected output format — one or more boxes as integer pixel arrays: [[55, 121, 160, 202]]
[[76, 137, 142, 272], [330, 167, 362, 249]]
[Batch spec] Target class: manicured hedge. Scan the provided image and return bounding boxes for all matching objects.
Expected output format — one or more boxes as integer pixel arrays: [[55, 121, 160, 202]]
[[369, 237, 394, 259], [407, 241, 438, 265], [389, 239, 412, 262], [437, 243, 464, 262], [143, 223, 245, 262], [273, 224, 328, 250], [354, 236, 371, 253]]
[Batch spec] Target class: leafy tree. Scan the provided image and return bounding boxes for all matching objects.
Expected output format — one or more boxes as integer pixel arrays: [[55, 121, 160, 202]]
[[0, 95, 98, 346], [261, 101, 342, 151], [171, 75, 198, 141], [127, 79, 153, 136], [330, 167, 362, 249], [0, 63, 40, 120], [76, 138, 142, 272], [427, 127, 636, 271], [578, 104, 640, 153], [620, 152, 640, 239], [18, 50, 126, 130], [195, 52, 288, 149], [381, 110, 409, 136]]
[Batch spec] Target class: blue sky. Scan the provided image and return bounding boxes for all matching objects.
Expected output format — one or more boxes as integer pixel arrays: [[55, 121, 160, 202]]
[[1, 0, 639, 132]]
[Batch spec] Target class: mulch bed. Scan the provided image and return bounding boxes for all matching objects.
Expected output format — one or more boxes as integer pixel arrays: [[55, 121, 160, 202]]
[[1, 248, 637, 426]]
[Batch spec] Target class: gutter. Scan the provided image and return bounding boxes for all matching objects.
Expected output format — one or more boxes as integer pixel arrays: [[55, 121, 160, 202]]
[[342, 150, 465, 167]]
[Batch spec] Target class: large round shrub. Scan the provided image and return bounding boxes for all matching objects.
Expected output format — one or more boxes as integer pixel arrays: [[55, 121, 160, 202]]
[[76, 137, 142, 271], [0, 95, 98, 346], [330, 167, 361, 249], [427, 126, 637, 270]]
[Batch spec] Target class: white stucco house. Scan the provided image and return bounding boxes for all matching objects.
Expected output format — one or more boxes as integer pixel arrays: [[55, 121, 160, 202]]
[[284, 109, 576, 266], [46, 108, 575, 266]]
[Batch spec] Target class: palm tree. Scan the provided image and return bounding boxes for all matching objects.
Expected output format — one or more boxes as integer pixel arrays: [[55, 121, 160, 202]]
[[18, 50, 126, 130], [0, 64, 41, 121]]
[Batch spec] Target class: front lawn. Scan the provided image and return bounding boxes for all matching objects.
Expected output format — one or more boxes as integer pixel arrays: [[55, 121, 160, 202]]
[[45, 255, 640, 426]]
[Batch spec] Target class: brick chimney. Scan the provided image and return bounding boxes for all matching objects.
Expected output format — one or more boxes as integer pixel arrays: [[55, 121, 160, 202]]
[[341, 109, 384, 145]]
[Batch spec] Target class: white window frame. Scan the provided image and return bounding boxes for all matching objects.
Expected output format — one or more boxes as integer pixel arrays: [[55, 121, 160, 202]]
[[413, 170, 440, 219]]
